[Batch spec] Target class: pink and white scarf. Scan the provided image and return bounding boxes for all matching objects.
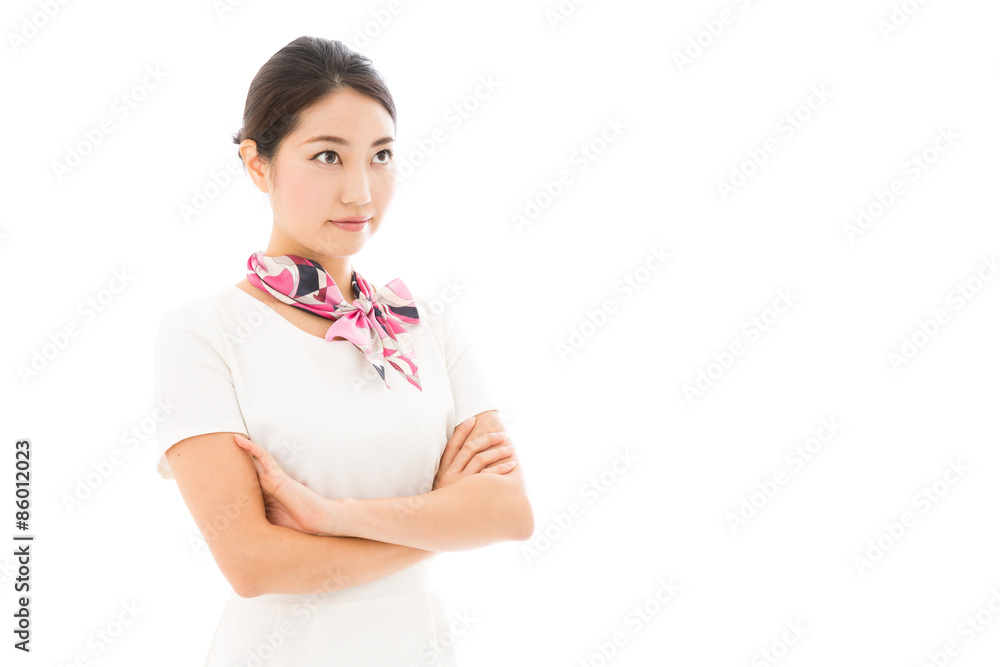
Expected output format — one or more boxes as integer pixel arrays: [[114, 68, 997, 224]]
[[246, 252, 422, 391]]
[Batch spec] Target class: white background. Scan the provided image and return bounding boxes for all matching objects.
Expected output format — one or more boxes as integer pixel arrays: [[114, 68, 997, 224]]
[[2, 0, 1000, 665]]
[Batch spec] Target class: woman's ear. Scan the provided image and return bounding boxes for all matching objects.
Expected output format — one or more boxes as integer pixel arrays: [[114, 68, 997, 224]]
[[239, 139, 270, 193]]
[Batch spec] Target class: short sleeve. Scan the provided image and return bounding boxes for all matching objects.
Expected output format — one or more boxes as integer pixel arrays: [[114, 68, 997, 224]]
[[441, 300, 503, 425], [152, 307, 249, 480]]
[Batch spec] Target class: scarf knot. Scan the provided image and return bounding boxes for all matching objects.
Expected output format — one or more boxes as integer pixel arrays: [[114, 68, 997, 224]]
[[355, 294, 375, 317], [246, 252, 422, 392]]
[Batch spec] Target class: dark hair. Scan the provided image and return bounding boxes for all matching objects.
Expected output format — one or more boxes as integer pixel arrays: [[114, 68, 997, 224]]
[[231, 36, 397, 187]]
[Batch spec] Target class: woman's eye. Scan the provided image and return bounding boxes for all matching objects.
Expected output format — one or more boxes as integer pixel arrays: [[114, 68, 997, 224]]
[[314, 150, 339, 165], [313, 149, 393, 165]]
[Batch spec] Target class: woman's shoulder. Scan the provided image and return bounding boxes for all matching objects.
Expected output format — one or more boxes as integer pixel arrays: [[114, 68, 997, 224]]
[[156, 284, 245, 337]]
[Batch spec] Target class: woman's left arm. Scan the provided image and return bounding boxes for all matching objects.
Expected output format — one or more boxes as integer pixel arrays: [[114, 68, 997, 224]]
[[329, 410, 534, 551]]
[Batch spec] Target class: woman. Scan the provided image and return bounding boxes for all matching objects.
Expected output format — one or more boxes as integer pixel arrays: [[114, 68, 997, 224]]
[[152, 35, 534, 666]]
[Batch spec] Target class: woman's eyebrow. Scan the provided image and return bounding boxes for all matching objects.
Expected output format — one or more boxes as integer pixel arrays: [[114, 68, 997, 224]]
[[300, 135, 395, 147]]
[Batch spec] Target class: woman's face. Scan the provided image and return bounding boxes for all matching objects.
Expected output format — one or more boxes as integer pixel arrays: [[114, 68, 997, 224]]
[[242, 87, 396, 263]]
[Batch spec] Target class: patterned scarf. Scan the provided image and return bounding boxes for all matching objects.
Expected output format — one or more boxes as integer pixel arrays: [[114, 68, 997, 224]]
[[246, 252, 422, 391]]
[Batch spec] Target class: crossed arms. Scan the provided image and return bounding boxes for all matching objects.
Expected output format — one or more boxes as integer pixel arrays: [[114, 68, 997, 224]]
[[166, 410, 533, 598]]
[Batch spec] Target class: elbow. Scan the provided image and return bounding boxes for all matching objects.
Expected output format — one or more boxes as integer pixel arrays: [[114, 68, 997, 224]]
[[231, 573, 262, 599], [232, 541, 282, 598], [232, 581, 258, 599], [515, 509, 535, 542], [225, 562, 263, 599], [219, 527, 271, 599], [487, 475, 534, 542], [508, 495, 535, 542]]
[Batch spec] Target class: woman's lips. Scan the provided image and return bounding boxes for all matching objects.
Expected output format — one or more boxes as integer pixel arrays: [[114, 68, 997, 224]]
[[329, 218, 370, 231]]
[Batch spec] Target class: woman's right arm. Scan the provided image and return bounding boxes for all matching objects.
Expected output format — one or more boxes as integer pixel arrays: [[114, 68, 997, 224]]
[[166, 430, 435, 599]]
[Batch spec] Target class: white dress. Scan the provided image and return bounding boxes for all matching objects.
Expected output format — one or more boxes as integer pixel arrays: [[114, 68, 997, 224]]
[[152, 284, 502, 666]]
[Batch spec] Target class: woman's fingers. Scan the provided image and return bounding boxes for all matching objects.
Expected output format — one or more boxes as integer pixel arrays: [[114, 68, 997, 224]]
[[480, 460, 517, 474], [248, 456, 264, 478], [468, 445, 516, 473], [234, 434, 287, 493], [235, 434, 276, 469], [451, 432, 509, 473], [231, 434, 330, 535], [439, 416, 477, 471]]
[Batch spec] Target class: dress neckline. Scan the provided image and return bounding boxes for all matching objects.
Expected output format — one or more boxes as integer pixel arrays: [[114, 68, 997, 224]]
[[228, 284, 332, 342]]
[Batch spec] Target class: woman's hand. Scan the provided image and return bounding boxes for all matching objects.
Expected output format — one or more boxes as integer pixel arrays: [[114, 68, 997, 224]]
[[234, 434, 329, 535], [433, 416, 517, 491]]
